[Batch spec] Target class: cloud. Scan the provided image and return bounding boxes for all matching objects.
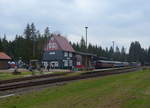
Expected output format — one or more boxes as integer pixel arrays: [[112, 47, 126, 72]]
[[0, 0, 150, 50]]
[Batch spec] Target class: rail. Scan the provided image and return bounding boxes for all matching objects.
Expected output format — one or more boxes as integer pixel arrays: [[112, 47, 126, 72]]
[[0, 67, 141, 91]]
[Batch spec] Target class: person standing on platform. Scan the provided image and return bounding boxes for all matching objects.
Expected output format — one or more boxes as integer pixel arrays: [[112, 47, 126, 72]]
[[47, 64, 50, 71]]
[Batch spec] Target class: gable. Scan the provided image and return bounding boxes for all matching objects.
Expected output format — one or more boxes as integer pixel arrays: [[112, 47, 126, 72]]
[[44, 36, 60, 51], [55, 35, 75, 52], [44, 35, 75, 52]]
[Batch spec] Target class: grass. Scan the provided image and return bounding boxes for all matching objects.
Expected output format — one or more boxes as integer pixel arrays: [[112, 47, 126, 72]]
[[0, 71, 69, 80], [0, 69, 150, 108], [0, 71, 32, 80]]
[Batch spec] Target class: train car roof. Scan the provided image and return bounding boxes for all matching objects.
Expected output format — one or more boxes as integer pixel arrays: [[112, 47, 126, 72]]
[[97, 60, 126, 64], [97, 60, 115, 63], [75, 51, 97, 56]]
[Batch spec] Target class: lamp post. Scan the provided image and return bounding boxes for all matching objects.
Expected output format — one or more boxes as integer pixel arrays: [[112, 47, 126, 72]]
[[85, 27, 88, 48], [112, 41, 115, 52], [31, 32, 36, 59], [85, 26, 88, 70]]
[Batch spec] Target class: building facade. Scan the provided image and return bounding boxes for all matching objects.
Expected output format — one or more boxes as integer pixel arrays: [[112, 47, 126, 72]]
[[42, 34, 96, 69], [75, 52, 96, 69], [42, 35, 75, 69]]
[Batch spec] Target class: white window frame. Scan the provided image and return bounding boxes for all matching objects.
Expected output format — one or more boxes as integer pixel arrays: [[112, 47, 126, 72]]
[[64, 52, 68, 57], [69, 52, 72, 57], [51, 37, 54, 41], [49, 51, 56, 55], [69, 60, 73, 66], [77, 61, 81, 65], [63, 60, 68, 67], [48, 42, 58, 49], [50, 61, 59, 67]]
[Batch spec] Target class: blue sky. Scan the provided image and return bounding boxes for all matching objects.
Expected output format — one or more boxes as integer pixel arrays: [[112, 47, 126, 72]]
[[0, 0, 150, 50]]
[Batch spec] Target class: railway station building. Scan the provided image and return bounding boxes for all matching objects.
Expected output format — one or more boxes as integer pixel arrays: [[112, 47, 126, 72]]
[[0, 52, 11, 69], [42, 34, 75, 69], [42, 34, 95, 69]]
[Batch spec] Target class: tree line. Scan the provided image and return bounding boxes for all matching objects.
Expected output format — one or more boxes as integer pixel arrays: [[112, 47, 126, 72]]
[[0, 23, 150, 65], [72, 39, 150, 65], [0, 23, 50, 63]]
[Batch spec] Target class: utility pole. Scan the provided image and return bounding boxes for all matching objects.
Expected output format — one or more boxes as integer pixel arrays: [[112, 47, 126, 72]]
[[112, 41, 115, 52], [85, 27, 88, 48], [85, 26, 88, 70], [32, 32, 36, 59]]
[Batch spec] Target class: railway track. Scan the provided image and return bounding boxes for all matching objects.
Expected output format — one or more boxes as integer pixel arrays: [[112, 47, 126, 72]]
[[0, 72, 72, 85], [0, 67, 141, 91]]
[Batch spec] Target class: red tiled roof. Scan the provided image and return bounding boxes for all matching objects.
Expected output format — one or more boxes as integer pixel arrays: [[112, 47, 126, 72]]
[[45, 35, 75, 52], [0, 52, 11, 60], [55, 35, 75, 52]]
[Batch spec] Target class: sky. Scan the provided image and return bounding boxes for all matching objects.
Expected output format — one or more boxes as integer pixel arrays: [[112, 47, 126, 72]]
[[0, 0, 150, 50]]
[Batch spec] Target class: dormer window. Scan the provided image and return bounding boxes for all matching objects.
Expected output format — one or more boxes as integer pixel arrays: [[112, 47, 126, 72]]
[[51, 37, 54, 41], [47, 42, 58, 49]]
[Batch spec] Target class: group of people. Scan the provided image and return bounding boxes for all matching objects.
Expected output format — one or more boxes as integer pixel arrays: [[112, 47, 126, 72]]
[[28, 64, 43, 72], [27, 63, 56, 72], [44, 63, 55, 71]]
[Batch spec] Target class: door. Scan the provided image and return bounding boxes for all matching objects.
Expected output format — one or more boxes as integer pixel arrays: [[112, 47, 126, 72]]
[[50, 61, 59, 68]]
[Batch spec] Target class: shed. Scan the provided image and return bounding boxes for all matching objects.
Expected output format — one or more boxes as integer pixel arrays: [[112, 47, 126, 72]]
[[0, 52, 11, 69], [75, 52, 96, 69]]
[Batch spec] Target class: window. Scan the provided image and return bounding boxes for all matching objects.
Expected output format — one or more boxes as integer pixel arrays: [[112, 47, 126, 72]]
[[48, 43, 58, 49], [51, 37, 54, 41], [69, 52, 72, 57], [69, 60, 73, 66], [77, 61, 81, 65], [49, 52, 55, 55], [63, 60, 68, 66], [50, 61, 59, 67], [64, 52, 68, 57]]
